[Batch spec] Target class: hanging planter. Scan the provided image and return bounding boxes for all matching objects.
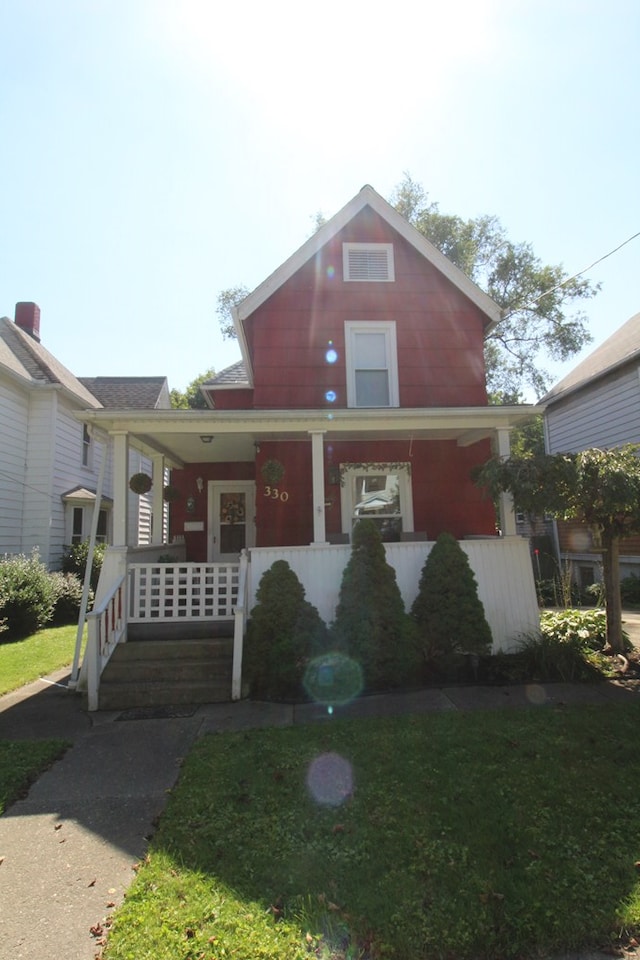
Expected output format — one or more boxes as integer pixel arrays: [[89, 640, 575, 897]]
[[163, 484, 181, 503], [129, 472, 152, 495], [260, 458, 285, 486]]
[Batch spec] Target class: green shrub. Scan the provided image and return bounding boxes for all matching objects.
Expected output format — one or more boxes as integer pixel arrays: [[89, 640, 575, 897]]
[[411, 532, 493, 676], [621, 572, 640, 606], [61, 540, 105, 591], [331, 519, 419, 691], [540, 607, 630, 652], [244, 560, 328, 700], [49, 571, 88, 625], [0, 551, 57, 640]]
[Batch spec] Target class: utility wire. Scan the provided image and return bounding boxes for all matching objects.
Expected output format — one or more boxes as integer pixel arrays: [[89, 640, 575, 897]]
[[501, 229, 640, 320]]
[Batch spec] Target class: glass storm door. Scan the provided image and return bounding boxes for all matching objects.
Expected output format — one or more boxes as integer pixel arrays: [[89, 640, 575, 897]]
[[208, 482, 255, 561]]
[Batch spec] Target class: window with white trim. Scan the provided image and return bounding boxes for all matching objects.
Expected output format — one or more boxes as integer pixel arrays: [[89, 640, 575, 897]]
[[66, 505, 109, 544], [343, 243, 394, 281], [345, 321, 399, 407], [81, 424, 92, 468], [340, 464, 413, 542]]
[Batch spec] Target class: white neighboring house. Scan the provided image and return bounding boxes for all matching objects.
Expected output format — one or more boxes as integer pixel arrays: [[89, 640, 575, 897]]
[[542, 310, 640, 588], [0, 302, 171, 568]]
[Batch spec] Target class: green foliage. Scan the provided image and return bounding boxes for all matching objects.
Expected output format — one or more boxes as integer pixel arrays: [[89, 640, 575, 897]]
[[540, 607, 630, 652], [48, 571, 87, 625], [169, 367, 216, 409], [621, 573, 640, 606], [215, 285, 250, 340], [331, 519, 419, 691], [411, 532, 493, 673], [0, 551, 57, 640], [104, 706, 640, 960], [61, 539, 105, 592], [391, 173, 598, 397], [245, 560, 327, 700]]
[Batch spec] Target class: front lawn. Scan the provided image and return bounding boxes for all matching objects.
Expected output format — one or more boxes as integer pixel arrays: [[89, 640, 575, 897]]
[[0, 624, 79, 696], [0, 739, 70, 815], [103, 703, 640, 960]]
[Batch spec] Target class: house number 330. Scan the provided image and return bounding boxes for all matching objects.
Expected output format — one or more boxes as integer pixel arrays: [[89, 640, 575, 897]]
[[263, 485, 289, 502]]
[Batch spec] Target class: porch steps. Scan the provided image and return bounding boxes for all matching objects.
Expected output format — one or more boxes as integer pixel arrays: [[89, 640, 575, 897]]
[[97, 637, 234, 711]]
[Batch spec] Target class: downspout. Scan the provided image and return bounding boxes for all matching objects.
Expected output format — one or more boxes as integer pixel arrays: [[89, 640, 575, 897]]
[[68, 432, 109, 688]]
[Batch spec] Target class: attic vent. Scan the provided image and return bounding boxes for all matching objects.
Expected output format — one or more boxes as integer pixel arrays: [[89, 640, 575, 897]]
[[343, 243, 395, 282]]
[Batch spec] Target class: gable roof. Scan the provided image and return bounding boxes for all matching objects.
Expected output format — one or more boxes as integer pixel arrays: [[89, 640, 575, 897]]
[[203, 360, 249, 390], [0, 316, 101, 408], [232, 185, 503, 384], [542, 311, 640, 405], [79, 376, 171, 409]]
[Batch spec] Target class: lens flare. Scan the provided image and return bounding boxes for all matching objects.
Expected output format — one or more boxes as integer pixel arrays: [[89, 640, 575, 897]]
[[326, 347, 338, 364], [306, 751, 353, 806], [326, 265, 335, 279], [303, 653, 364, 708], [325, 390, 337, 403]]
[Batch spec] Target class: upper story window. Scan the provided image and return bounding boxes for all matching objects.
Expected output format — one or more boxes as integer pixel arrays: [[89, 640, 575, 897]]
[[81, 424, 92, 468], [345, 321, 399, 408], [343, 243, 394, 282]]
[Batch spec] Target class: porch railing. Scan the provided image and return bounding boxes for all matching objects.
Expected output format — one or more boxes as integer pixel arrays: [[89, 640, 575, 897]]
[[84, 574, 127, 711], [128, 562, 241, 621]]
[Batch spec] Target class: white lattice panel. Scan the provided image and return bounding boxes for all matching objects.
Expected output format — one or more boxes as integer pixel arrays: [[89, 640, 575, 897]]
[[129, 563, 240, 621]]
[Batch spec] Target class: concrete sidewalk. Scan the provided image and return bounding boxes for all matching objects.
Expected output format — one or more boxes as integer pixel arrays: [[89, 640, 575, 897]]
[[1, 671, 639, 960]]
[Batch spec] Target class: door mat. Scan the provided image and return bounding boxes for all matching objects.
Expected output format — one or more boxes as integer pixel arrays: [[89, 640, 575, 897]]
[[116, 704, 198, 721]]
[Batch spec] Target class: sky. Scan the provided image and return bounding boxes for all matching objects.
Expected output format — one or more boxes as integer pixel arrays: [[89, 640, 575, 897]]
[[1, 0, 639, 400]]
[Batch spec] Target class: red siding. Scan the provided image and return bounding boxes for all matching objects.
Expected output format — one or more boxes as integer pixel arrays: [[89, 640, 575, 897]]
[[218, 206, 488, 411]]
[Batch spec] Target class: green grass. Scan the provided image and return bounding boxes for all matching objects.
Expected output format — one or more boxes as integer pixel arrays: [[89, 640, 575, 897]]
[[0, 624, 80, 696], [0, 739, 70, 815], [103, 703, 640, 960]]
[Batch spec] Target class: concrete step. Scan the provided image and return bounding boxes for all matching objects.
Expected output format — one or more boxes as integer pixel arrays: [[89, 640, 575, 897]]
[[97, 637, 234, 710]]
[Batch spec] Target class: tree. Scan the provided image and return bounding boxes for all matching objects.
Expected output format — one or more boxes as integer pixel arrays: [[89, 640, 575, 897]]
[[474, 445, 640, 654], [390, 174, 599, 397], [170, 368, 216, 409], [216, 285, 249, 341], [215, 175, 599, 397]]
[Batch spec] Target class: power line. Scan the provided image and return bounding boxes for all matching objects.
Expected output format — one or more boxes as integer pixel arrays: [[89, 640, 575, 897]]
[[502, 229, 640, 319]]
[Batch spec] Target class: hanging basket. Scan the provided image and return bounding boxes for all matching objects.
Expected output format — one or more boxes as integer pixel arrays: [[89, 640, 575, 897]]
[[260, 458, 285, 486], [129, 472, 152, 495], [163, 484, 181, 503]]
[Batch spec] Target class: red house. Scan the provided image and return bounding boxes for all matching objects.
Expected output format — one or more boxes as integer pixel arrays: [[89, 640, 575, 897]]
[[78, 186, 541, 709]]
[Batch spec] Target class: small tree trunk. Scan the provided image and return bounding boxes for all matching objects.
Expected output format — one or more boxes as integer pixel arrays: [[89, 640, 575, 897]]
[[602, 530, 624, 654]]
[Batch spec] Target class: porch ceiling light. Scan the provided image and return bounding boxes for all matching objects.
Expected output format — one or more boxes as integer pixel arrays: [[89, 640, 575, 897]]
[[200, 435, 214, 443]]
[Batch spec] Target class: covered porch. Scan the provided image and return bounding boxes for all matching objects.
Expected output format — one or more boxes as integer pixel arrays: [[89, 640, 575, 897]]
[[75, 405, 542, 710]]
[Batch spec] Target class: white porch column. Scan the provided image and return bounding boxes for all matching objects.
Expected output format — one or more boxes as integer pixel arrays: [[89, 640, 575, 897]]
[[495, 428, 516, 536], [151, 454, 165, 544], [310, 430, 327, 544], [111, 431, 129, 546]]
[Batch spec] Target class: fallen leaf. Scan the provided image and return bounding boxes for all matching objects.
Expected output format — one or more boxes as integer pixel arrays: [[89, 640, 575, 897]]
[[106, 901, 116, 908], [88, 878, 96, 887], [0, 856, 4, 866], [54, 823, 63, 831], [89, 923, 104, 937]]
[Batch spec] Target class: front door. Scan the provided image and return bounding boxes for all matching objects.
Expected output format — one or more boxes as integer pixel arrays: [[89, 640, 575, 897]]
[[208, 482, 256, 561]]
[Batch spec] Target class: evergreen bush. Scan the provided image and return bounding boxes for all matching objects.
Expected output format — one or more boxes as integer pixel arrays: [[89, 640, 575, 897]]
[[61, 540, 105, 592], [244, 560, 328, 700], [331, 519, 419, 691], [0, 551, 57, 640], [411, 532, 493, 675]]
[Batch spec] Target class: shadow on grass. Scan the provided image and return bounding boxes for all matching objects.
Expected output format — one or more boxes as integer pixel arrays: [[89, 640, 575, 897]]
[[137, 703, 640, 960]]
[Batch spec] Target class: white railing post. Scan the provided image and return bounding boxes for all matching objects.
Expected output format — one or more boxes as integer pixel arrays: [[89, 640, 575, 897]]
[[85, 616, 100, 712], [232, 550, 249, 700]]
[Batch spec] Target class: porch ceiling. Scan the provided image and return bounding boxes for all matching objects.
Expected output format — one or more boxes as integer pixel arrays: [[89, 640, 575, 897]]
[[78, 405, 543, 466]]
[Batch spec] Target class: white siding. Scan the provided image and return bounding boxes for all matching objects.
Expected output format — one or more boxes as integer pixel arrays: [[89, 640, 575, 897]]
[[546, 366, 640, 453], [0, 375, 29, 555], [21, 390, 57, 563], [249, 537, 539, 652]]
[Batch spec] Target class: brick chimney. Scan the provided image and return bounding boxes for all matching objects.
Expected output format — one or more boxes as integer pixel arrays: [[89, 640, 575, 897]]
[[15, 302, 41, 342]]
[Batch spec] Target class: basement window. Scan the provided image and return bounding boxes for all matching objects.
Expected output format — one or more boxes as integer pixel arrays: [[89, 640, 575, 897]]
[[343, 243, 395, 282]]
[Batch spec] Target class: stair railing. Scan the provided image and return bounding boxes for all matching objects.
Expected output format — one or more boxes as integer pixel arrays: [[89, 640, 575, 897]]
[[231, 549, 249, 700], [84, 574, 127, 711]]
